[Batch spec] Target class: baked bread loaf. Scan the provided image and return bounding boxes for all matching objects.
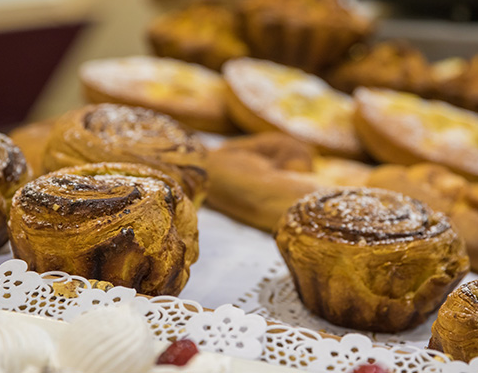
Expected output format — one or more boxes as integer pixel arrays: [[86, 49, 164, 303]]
[[223, 58, 366, 159], [9, 162, 199, 296], [148, 2, 249, 71], [206, 132, 371, 230], [354, 87, 478, 180], [236, 0, 372, 73], [275, 188, 469, 332], [43, 104, 208, 207], [79, 56, 234, 133], [429, 280, 478, 362]]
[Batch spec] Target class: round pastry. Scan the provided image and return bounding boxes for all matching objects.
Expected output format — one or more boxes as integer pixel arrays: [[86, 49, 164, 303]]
[[206, 132, 371, 230], [236, 0, 372, 73], [275, 187, 469, 332], [9, 162, 199, 296], [43, 104, 208, 207], [325, 41, 433, 97], [429, 280, 478, 362], [354, 87, 478, 180], [79, 56, 234, 133], [223, 58, 366, 159], [147, 2, 249, 71]]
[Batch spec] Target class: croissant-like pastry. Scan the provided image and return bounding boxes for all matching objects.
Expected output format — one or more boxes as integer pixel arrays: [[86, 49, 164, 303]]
[[43, 104, 208, 206], [8, 162, 199, 296], [429, 280, 478, 362], [275, 188, 469, 332]]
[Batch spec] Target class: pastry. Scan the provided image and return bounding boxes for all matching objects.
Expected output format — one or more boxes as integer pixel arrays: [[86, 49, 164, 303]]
[[326, 41, 433, 96], [236, 0, 372, 73], [206, 132, 371, 230], [43, 104, 208, 206], [354, 87, 478, 180], [429, 280, 478, 362], [9, 162, 199, 296], [79, 56, 234, 133], [223, 58, 366, 159], [275, 188, 469, 332], [147, 2, 249, 71]]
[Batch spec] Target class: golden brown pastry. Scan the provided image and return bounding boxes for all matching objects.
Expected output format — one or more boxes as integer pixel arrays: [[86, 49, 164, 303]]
[[275, 188, 469, 332], [236, 0, 372, 73], [354, 87, 478, 180], [43, 104, 208, 207], [429, 280, 478, 362], [223, 58, 366, 160], [326, 41, 433, 96], [79, 56, 234, 133], [9, 162, 198, 296], [206, 132, 371, 230], [147, 2, 249, 71]]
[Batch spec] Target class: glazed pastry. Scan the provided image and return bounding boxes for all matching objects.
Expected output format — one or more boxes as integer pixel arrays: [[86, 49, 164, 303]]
[[326, 41, 433, 96], [147, 3, 249, 71], [79, 56, 234, 133], [9, 162, 199, 296], [43, 104, 208, 206], [275, 188, 469, 332], [354, 87, 478, 180], [223, 58, 366, 159], [206, 132, 371, 230], [237, 0, 372, 73], [429, 280, 478, 362]]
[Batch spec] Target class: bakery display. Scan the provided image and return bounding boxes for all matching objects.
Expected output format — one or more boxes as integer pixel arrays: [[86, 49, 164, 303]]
[[206, 132, 371, 231], [326, 41, 433, 97], [354, 87, 478, 180], [236, 0, 372, 73], [43, 103, 208, 206], [429, 280, 478, 362], [79, 56, 234, 133], [9, 162, 199, 296], [223, 58, 366, 159], [275, 188, 469, 332], [148, 2, 249, 71]]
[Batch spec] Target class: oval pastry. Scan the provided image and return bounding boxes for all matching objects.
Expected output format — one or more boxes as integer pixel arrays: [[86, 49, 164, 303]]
[[275, 188, 469, 332], [43, 104, 208, 206], [429, 280, 478, 362], [9, 162, 199, 296]]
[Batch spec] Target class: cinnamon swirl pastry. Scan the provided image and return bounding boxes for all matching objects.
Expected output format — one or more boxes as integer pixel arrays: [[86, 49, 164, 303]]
[[429, 280, 478, 362], [43, 104, 208, 206], [8, 162, 198, 296], [275, 188, 469, 332]]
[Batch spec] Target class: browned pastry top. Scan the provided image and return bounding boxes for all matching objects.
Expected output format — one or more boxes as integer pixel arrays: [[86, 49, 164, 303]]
[[0, 133, 29, 195]]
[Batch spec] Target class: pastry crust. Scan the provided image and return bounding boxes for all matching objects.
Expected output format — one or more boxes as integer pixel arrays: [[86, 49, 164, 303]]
[[354, 87, 478, 180], [79, 56, 234, 133], [43, 104, 208, 207], [9, 162, 199, 296], [275, 188, 469, 332], [223, 58, 366, 159]]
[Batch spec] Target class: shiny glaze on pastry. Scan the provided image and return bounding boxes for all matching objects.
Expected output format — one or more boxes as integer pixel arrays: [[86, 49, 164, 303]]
[[43, 104, 208, 206], [9, 162, 199, 296], [275, 187, 469, 332]]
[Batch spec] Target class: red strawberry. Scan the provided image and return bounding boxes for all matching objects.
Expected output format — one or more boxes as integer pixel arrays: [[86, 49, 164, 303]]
[[353, 364, 388, 373], [156, 339, 199, 366]]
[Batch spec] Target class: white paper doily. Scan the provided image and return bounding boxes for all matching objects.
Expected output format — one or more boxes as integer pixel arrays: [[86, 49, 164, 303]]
[[1, 259, 477, 372]]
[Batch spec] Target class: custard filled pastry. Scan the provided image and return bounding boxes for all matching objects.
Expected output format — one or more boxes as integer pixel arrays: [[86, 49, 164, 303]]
[[429, 280, 478, 362], [354, 87, 478, 180], [9, 162, 198, 296], [223, 58, 366, 159], [275, 188, 469, 332], [79, 56, 234, 133], [43, 104, 208, 206]]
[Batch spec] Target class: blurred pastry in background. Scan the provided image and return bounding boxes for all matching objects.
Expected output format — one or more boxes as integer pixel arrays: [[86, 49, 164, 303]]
[[354, 87, 478, 180], [326, 41, 433, 97], [79, 56, 235, 133], [223, 58, 366, 160], [147, 2, 249, 71], [236, 0, 373, 73]]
